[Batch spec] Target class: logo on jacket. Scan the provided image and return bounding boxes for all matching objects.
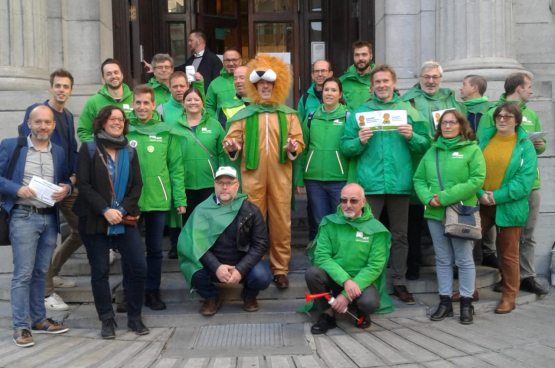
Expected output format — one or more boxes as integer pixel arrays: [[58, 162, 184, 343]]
[[123, 104, 132, 111], [452, 152, 464, 158], [356, 231, 370, 243], [129, 140, 138, 148], [201, 127, 212, 133], [149, 135, 163, 142]]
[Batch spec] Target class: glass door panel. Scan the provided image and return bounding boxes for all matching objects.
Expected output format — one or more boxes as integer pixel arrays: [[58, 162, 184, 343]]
[[254, 0, 292, 12]]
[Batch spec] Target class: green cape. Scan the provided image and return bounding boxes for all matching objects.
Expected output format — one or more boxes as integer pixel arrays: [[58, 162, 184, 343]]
[[298, 203, 395, 314], [177, 193, 248, 290], [463, 96, 494, 114]]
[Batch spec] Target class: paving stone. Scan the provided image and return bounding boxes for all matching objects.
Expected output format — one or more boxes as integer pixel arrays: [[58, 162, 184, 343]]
[[238, 356, 263, 368], [501, 346, 555, 368], [123, 341, 165, 368], [41, 338, 106, 368], [330, 334, 386, 367], [153, 359, 180, 368], [473, 352, 530, 368], [8, 336, 87, 368], [449, 355, 496, 367], [293, 355, 327, 368], [93, 341, 149, 368], [267, 355, 295, 368], [314, 336, 357, 367], [391, 328, 465, 359], [521, 343, 555, 361], [422, 361, 457, 368], [182, 358, 209, 368], [409, 325, 488, 355], [430, 320, 513, 351], [352, 332, 413, 365], [372, 330, 440, 362]]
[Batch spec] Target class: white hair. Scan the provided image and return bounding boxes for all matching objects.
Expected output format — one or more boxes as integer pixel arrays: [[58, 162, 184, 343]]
[[420, 60, 443, 77]]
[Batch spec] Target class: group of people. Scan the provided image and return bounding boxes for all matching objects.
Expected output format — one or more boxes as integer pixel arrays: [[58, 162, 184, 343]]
[[0, 28, 548, 348]]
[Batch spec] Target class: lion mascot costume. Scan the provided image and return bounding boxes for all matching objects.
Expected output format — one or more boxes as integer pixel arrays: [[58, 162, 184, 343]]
[[224, 54, 305, 288]]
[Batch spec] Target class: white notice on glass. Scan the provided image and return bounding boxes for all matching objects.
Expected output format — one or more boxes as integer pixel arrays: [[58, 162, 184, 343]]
[[185, 66, 196, 83], [431, 108, 456, 127], [28, 176, 62, 207], [355, 110, 407, 130]]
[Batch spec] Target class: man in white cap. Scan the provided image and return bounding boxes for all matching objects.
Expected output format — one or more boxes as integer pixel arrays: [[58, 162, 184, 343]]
[[177, 166, 272, 316]]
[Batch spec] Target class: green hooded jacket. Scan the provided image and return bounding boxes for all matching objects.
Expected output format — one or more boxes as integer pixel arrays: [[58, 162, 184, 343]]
[[146, 77, 206, 106], [295, 104, 351, 186], [157, 96, 184, 125], [297, 82, 323, 122], [476, 94, 545, 189], [77, 84, 134, 142], [413, 137, 486, 221], [127, 111, 187, 211], [300, 203, 395, 314], [169, 112, 228, 190], [339, 63, 375, 110], [205, 68, 235, 117], [477, 126, 538, 227], [340, 93, 432, 195], [178, 193, 248, 289]]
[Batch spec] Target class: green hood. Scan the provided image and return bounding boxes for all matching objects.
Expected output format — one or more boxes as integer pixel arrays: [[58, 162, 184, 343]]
[[98, 83, 133, 103], [129, 110, 177, 135], [463, 96, 494, 114], [498, 93, 527, 110], [220, 95, 250, 109], [146, 77, 168, 90], [403, 83, 456, 102], [343, 62, 376, 79]]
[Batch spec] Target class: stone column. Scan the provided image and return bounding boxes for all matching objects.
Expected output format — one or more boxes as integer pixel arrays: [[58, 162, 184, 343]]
[[0, 0, 50, 90], [437, 0, 526, 83]]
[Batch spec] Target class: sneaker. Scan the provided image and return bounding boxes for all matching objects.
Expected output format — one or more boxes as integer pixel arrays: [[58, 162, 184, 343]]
[[13, 329, 34, 347], [32, 318, 69, 334], [109, 249, 117, 265], [45, 293, 69, 311], [53, 275, 77, 288]]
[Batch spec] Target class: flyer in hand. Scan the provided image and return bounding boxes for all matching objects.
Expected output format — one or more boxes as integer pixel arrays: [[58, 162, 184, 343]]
[[355, 110, 408, 131]]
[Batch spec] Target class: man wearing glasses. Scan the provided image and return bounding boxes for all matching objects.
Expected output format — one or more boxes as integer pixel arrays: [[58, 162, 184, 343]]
[[178, 166, 271, 316], [305, 183, 394, 333], [205, 48, 243, 117], [297, 60, 334, 121]]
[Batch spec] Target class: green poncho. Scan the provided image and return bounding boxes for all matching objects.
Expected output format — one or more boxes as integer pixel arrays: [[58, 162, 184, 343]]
[[177, 193, 248, 289]]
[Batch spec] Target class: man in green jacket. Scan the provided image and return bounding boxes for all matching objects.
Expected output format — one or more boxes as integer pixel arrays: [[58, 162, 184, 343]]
[[145, 54, 174, 105], [477, 73, 548, 296], [156, 71, 205, 125], [77, 59, 134, 142], [339, 41, 375, 110], [218, 66, 250, 128], [340, 64, 432, 305], [305, 183, 394, 334], [297, 60, 333, 122], [205, 48, 243, 117], [460, 74, 495, 132], [400, 60, 466, 281], [125, 85, 187, 311]]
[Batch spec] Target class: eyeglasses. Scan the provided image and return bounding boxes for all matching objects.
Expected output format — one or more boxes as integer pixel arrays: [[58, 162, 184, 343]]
[[496, 114, 515, 120], [340, 198, 362, 204], [154, 66, 172, 70], [421, 75, 441, 81], [108, 117, 125, 123], [440, 120, 459, 126], [215, 181, 238, 187], [223, 58, 240, 63], [313, 69, 329, 75]]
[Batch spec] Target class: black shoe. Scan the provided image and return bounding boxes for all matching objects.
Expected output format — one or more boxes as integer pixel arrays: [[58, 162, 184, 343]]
[[356, 311, 371, 329], [145, 292, 166, 310], [520, 277, 550, 296], [116, 291, 127, 313], [482, 254, 499, 268], [128, 319, 150, 335], [459, 297, 474, 325], [406, 265, 420, 281], [430, 295, 453, 321], [168, 244, 178, 259], [310, 313, 337, 335], [101, 318, 117, 339], [493, 280, 503, 293]]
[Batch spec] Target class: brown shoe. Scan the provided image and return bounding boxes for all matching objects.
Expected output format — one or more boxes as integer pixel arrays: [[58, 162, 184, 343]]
[[200, 297, 221, 316], [495, 300, 515, 314], [242, 293, 259, 312], [273, 274, 289, 289], [393, 285, 415, 305], [13, 329, 34, 348], [31, 318, 69, 334], [451, 289, 480, 302]]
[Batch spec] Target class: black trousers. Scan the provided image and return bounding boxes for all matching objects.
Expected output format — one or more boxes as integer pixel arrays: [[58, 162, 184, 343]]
[[407, 204, 425, 270]]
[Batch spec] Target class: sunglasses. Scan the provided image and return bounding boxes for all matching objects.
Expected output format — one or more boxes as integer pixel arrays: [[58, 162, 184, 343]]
[[340, 198, 362, 204]]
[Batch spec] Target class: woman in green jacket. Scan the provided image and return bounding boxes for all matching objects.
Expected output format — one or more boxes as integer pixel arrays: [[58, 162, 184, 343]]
[[295, 77, 351, 243], [414, 110, 486, 324], [167, 87, 227, 258], [477, 102, 537, 314]]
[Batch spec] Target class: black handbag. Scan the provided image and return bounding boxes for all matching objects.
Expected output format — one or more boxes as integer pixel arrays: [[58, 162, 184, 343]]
[[0, 137, 28, 245]]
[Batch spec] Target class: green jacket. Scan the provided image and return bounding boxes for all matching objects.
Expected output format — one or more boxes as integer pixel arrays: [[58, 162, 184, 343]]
[[157, 96, 184, 125], [340, 93, 432, 195], [169, 112, 227, 190], [146, 77, 206, 106], [77, 84, 134, 142], [297, 82, 323, 122], [127, 111, 187, 211], [310, 203, 395, 314], [413, 138, 486, 221], [478, 126, 537, 227], [339, 63, 375, 110], [476, 94, 545, 189], [205, 68, 235, 117], [295, 104, 351, 186]]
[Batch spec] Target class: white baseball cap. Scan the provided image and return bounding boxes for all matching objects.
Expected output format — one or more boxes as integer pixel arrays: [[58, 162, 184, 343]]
[[214, 166, 238, 180]]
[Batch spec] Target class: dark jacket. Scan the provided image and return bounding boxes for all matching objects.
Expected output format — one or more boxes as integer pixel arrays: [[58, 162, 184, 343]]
[[200, 199, 268, 277], [73, 140, 143, 235], [0, 137, 72, 233], [20, 101, 79, 174], [176, 48, 223, 93]]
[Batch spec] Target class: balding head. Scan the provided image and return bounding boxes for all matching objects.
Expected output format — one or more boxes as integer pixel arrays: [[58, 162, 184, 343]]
[[28, 105, 55, 142], [340, 183, 366, 219], [234, 66, 248, 97]]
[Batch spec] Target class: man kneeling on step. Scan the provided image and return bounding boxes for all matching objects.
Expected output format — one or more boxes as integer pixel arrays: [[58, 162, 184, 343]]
[[306, 183, 395, 334], [178, 166, 272, 315]]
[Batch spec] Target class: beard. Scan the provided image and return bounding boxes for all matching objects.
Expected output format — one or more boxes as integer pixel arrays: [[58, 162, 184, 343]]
[[355, 61, 370, 73], [342, 209, 356, 219]]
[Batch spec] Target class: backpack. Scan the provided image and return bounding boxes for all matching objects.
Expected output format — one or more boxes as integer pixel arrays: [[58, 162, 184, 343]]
[[85, 141, 134, 162], [307, 110, 351, 129]]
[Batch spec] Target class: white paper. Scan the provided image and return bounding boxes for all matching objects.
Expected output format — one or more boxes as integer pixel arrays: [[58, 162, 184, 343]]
[[311, 42, 325, 64], [28, 176, 62, 207], [355, 110, 408, 131], [431, 108, 456, 127], [526, 131, 547, 141], [185, 65, 196, 83]]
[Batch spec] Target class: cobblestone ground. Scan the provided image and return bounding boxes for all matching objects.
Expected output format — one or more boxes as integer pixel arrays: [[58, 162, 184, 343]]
[[1, 291, 554, 368]]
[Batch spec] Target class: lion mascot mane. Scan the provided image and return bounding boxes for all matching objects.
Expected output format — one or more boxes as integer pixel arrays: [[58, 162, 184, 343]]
[[245, 54, 292, 106]]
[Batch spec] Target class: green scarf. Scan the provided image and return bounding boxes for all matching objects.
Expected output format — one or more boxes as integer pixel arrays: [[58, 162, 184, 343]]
[[438, 136, 461, 150], [177, 193, 248, 289], [462, 96, 489, 106]]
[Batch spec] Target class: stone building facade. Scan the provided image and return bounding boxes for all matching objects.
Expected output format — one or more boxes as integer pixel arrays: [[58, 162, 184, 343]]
[[0, 0, 554, 279]]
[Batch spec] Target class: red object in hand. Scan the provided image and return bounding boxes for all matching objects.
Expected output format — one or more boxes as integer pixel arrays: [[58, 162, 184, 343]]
[[305, 292, 332, 303]]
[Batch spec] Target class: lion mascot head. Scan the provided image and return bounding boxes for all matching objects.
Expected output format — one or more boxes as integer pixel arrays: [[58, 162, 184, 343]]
[[245, 54, 292, 106]]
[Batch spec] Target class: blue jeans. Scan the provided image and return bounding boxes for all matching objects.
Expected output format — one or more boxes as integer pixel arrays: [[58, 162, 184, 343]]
[[192, 261, 272, 299], [9, 210, 58, 330], [428, 219, 475, 297], [305, 180, 346, 240], [79, 218, 147, 321]]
